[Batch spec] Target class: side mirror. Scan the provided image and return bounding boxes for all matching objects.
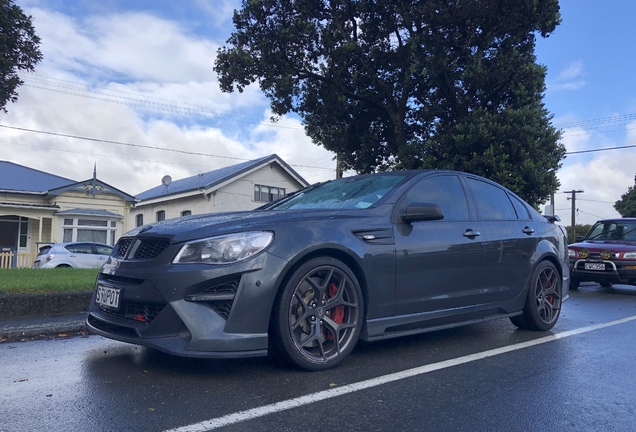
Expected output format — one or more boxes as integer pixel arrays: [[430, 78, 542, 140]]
[[401, 203, 444, 223], [576, 236, 584, 242]]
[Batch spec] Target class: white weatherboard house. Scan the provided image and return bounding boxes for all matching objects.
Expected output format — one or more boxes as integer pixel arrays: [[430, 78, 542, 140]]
[[0, 161, 136, 268], [130, 154, 310, 227]]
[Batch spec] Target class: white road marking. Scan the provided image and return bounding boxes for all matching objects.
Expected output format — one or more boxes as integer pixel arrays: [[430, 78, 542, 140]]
[[165, 315, 636, 432]]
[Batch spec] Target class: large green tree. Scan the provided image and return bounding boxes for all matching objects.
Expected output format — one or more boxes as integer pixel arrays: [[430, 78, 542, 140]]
[[0, 0, 42, 113], [215, 0, 565, 206], [614, 174, 636, 217]]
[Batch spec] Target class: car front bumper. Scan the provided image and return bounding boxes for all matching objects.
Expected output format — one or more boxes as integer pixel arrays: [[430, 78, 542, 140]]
[[86, 251, 289, 358], [570, 259, 636, 285]]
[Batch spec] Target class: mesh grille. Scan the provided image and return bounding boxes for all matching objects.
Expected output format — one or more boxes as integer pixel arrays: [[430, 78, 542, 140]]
[[205, 279, 239, 320], [101, 300, 166, 324], [116, 238, 134, 258], [132, 239, 170, 260], [115, 238, 171, 260]]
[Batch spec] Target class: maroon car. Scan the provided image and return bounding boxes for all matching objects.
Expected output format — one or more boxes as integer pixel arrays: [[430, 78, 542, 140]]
[[568, 218, 636, 290]]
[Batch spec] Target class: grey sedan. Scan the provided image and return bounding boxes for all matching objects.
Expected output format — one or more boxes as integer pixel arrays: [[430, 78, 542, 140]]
[[87, 170, 569, 370]]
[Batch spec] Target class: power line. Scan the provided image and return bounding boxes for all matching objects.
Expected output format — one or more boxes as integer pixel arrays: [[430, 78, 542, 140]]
[[17, 74, 636, 158], [565, 143, 636, 155], [22, 74, 305, 130], [554, 113, 636, 128], [0, 124, 333, 171]]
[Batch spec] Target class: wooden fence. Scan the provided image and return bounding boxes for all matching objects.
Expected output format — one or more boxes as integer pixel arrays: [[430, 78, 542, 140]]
[[0, 252, 38, 269]]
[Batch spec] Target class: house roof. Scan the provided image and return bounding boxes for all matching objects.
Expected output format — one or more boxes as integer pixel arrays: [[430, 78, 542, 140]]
[[136, 154, 309, 202], [0, 161, 136, 203], [0, 160, 75, 193]]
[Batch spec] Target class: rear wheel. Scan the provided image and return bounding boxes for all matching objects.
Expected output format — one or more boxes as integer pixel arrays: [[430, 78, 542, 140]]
[[510, 261, 562, 331], [271, 257, 364, 371]]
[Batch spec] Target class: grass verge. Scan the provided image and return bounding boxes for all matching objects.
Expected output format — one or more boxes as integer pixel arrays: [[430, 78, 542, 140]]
[[0, 268, 99, 294]]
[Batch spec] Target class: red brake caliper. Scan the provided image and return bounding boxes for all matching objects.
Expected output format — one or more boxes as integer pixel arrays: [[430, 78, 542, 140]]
[[327, 282, 345, 341]]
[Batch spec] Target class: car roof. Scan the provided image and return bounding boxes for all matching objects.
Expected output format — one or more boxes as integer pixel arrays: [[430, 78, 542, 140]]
[[594, 218, 636, 223]]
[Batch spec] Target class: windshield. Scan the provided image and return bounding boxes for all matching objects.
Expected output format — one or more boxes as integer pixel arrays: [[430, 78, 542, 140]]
[[268, 173, 409, 210], [586, 220, 636, 241]]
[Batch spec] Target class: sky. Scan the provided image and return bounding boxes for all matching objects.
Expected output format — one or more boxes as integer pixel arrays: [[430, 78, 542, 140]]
[[2, 0, 635, 226]]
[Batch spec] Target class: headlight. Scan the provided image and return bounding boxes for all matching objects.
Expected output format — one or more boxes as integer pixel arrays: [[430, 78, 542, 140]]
[[173, 231, 273, 264], [568, 249, 576, 257], [624, 252, 636, 259]]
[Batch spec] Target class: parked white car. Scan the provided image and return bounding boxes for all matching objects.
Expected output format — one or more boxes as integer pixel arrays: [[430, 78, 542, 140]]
[[33, 242, 113, 269]]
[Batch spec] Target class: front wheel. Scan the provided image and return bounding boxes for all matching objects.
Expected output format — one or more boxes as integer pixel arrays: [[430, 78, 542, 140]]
[[271, 257, 364, 371], [510, 261, 562, 331], [569, 278, 580, 291]]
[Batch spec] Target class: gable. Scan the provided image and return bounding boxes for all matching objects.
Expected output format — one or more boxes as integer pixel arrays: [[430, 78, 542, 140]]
[[48, 179, 137, 203]]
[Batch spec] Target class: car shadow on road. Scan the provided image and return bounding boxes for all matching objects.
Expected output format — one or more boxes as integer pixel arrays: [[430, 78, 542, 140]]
[[576, 282, 636, 296]]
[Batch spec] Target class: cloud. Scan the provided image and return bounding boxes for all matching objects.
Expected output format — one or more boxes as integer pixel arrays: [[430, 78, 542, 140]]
[[0, 3, 336, 199], [547, 61, 586, 92], [557, 61, 583, 80]]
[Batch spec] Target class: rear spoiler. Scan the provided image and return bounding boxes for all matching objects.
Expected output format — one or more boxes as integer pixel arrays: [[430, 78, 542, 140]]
[[544, 215, 561, 223]]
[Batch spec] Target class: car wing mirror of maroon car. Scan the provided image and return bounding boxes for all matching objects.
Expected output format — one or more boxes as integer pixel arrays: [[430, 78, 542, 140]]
[[401, 203, 445, 223], [576, 235, 584, 242]]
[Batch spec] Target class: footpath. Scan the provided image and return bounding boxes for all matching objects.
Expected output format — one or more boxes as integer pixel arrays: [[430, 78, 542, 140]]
[[0, 292, 92, 342]]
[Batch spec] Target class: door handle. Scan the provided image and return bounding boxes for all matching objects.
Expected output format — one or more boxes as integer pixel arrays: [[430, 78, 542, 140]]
[[463, 229, 481, 239], [522, 226, 535, 235]]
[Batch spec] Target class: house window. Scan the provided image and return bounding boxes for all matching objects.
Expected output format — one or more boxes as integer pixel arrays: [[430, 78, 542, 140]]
[[254, 184, 286, 202], [181, 210, 192, 217], [62, 218, 118, 245], [156, 210, 165, 221], [136, 214, 144, 227], [19, 218, 28, 248]]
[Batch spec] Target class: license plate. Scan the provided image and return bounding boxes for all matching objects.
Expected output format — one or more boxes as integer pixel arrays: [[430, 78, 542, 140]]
[[585, 263, 605, 271], [96, 285, 121, 309]]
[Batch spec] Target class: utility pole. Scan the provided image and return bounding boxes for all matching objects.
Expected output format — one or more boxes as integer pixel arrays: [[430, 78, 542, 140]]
[[564, 190, 584, 243]]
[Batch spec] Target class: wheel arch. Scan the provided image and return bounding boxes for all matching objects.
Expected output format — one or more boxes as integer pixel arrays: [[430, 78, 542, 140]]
[[268, 247, 369, 329]]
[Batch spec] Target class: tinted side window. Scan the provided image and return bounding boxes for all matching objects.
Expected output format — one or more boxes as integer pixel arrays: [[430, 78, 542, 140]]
[[95, 246, 113, 256], [66, 244, 93, 254], [466, 178, 517, 220], [404, 175, 470, 220], [509, 194, 531, 220]]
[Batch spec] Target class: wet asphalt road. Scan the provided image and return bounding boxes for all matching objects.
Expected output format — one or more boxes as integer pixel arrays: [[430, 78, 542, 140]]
[[2, 283, 636, 432]]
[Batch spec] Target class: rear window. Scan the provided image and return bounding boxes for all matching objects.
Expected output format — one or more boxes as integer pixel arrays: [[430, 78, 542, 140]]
[[37, 246, 51, 257]]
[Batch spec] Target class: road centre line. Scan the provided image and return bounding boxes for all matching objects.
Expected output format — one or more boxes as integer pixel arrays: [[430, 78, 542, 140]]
[[165, 314, 636, 432]]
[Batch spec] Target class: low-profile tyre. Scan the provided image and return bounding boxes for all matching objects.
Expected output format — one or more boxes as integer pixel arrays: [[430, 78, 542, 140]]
[[510, 260, 562, 331], [569, 278, 580, 291], [271, 257, 364, 371]]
